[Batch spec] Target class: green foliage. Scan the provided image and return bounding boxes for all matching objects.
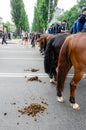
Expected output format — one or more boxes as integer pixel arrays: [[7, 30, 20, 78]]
[[57, 0, 86, 30], [32, 0, 58, 32], [5, 22, 11, 32], [54, 0, 58, 8], [10, 0, 29, 34], [58, 5, 80, 29], [19, 7, 29, 32], [78, 0, 86, 8], [32, 0, 86, 32]]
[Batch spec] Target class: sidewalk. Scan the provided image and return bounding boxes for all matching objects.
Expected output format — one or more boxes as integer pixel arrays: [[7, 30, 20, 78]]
[[0, 38, 22, 44], [7, 38, 22, 44]]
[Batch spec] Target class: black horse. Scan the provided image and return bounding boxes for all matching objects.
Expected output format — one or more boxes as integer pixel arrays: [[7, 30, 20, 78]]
[[44, 33, 70, 82]]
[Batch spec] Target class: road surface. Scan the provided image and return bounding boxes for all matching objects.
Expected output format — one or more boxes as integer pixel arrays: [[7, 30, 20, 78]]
[[0, 39, 86, 130]]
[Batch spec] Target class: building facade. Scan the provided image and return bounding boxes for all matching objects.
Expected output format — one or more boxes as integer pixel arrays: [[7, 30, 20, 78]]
[[0, 17, 7, 33], [49, 7, 64, 26]]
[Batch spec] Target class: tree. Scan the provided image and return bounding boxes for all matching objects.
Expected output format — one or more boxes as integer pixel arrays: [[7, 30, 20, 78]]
[[57, 0, 86, 30], [78, 0, 86, 9], [32, 0, 58, 32], [54, 0, 58, 8], [32, 6, 39, 32], [19, 7, 29, 32], [5, 22, 11, 32], [10, 0, 29, 34]]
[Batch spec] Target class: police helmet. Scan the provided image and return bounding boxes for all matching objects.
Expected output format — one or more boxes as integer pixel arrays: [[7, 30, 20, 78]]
[[82, 7, 86, 12]]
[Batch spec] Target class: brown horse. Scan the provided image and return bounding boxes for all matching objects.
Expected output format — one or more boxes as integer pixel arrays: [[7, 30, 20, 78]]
[[57, 32, 86, 110], [36, 34, 53, 54]]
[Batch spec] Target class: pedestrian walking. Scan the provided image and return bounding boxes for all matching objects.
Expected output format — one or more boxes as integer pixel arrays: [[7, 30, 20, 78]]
[[2, 32, 7, 44], [24, 32, 29, 45], [31, 34, 35, 47]]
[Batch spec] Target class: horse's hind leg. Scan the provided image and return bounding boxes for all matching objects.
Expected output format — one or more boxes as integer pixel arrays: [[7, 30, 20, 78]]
[[70, 70, 83, 110]]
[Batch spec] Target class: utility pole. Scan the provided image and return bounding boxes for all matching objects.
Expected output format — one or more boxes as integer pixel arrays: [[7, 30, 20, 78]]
[[48, 0, 50, 24]]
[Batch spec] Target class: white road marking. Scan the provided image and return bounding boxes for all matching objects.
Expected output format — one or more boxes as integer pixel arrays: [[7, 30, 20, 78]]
[[0, 58, 43, 60], [0, 73, 48, 77], [0, 73, 86, 78], [0, 50, 39, 53]]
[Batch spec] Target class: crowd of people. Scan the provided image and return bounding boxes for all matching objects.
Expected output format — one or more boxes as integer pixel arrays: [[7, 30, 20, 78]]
[[48, 7, 86, 35], [1, 7, 86, 46], [0, 31, 36, 46], [48, 20, 69, 34], [22, 7, 86, 47], [21, 32, 37, 47]]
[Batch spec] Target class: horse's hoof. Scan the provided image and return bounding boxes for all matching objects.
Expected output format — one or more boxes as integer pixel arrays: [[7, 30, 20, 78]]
[[50, 79, 57, 84], [70, 103, 80, 110], [50, 79, 54, 83], [52, 80, 57, 85], [57, 96, 64, 103]]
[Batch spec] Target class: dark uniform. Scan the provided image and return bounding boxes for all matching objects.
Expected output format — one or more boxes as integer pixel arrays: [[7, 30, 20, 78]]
[[73, 7, 86, 33], [58, 20, 68, 33]]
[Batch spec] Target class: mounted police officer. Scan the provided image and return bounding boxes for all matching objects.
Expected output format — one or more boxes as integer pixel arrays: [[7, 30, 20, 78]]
[[73, 7, 86, 33], [58, 20, 69, 33], [77, 7, 86, 32]]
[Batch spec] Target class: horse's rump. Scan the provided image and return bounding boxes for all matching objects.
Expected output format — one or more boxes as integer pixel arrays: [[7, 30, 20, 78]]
[[68, 33, 86, 70], [56, 32, 86, 110], [57, 32, 86, 92]]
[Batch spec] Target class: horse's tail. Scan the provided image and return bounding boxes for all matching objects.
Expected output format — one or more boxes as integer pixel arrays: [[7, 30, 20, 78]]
[[57, 36, 72, 93], [44, 37, 55, 74], [43, 37, 47, 51]]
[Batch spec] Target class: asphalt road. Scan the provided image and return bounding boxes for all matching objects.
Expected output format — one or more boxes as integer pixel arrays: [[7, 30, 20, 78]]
[[0, 40, 86, 130]]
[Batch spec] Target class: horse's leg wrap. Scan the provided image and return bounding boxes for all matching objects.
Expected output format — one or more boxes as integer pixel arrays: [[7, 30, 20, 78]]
[[70, 96, 80, 110], [70, 103, 80, 110], [57, 92, 64, 103]]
